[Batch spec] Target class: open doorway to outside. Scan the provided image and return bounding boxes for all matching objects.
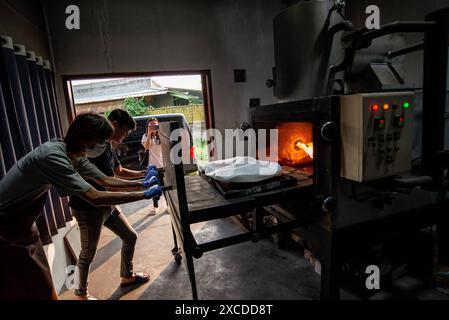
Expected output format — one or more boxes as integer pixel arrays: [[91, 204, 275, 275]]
[[63, 71, 214, 169]]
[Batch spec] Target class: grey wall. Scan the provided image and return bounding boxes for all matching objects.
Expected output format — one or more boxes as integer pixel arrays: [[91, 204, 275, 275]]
[[43, 0, 285, 132], [0, 0, 51, 57]]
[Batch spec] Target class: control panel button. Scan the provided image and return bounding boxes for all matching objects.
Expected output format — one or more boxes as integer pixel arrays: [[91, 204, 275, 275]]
[[394, 147, 400, 152], [378, 148, 385, 154], [394, 116, 405, 128], [374, 117, 385, 130], [368, 136, 376, 148], [394, 132, 400, 140], [378, 134, 385, 142], [386, 156, 393, 163], [386, 134, 392, 141]]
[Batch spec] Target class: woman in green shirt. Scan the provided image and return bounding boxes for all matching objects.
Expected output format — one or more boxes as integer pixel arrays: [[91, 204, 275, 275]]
[[0, 113, 161, 300]]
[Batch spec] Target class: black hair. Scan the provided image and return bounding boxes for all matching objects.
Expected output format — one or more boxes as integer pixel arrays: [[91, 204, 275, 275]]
[[146, 117, 160, 145], [145, 117, 158, 128], [64, 113, 114, 154], [108, 109, 136, 130]]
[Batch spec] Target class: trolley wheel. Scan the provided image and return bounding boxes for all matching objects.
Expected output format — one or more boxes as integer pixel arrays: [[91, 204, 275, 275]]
[[174, 253, 182, 265], [251, 233, 260, 243]]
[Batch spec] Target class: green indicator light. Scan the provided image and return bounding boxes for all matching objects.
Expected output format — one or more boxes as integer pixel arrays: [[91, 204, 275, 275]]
[[403, 102, 410, 109]]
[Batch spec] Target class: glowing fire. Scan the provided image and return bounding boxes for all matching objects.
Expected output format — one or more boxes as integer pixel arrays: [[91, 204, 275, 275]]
[[294, 140, 314, 158], [277, 122, 313, 167]]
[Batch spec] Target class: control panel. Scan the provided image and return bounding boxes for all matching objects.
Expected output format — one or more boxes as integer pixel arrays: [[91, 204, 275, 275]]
[[340, 92, 414, 182]]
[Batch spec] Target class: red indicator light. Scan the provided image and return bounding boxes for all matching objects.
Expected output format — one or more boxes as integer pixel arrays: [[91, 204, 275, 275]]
[[394, 116, 405, 128], [382, 104, 389, 110], [372, 104, 379, 111], [375, 117, 386, 130]]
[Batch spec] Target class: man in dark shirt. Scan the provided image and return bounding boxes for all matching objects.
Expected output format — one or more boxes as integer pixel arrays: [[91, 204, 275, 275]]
[[69, 109, 155, 300]]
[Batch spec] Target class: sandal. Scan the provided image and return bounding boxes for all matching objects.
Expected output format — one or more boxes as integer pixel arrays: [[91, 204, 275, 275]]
[[147, 208, 157, 216], [75, 293, 98, 300], [120, 272, 150, 288]]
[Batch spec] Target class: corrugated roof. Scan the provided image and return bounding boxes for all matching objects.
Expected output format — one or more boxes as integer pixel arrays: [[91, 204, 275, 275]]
[[74, 88, 168, 104], [72, 77, 167, 104], [168, 89, 203, 104]]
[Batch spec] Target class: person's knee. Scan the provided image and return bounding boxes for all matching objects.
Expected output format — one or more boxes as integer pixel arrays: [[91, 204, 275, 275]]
[[124, 229, 138, 245], [78, 248, 97, 265]]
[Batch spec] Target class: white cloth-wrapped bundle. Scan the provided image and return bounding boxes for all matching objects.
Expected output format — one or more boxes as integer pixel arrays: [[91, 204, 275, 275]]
[[198, 156, 282, 183]]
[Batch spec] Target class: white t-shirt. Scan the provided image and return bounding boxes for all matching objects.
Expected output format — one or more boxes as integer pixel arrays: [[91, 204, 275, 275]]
[[141, 134, 164, 168]]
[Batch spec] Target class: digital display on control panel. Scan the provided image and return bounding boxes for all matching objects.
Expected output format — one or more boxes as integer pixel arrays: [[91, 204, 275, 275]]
[[340, 92, 414, 182]]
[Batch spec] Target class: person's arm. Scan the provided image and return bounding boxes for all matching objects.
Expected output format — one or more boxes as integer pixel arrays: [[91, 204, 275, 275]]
[[80, 185, 162, 207], [39, 152, 159, 203], [80, 187, 145, 206], [142, 133, 152, 151], [75, 157, 147, 191], [114, 165, 146, 180], [93, 175, 144, 191]]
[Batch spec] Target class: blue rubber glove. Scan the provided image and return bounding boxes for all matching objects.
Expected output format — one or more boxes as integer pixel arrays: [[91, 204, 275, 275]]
[[147, 164, 157, 171], [145, 165, 157, 176], [142, 176, 160, 188], [145, 168, 158, 180], [144, 185, 162, 199]]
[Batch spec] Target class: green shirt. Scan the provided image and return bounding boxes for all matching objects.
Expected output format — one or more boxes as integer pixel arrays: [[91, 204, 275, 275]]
[[0, 139, 105, 213]]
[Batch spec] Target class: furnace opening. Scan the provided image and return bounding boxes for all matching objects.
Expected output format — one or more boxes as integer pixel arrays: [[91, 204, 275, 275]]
[[258, 121, 314, 173], [277, 122, 313, 167]]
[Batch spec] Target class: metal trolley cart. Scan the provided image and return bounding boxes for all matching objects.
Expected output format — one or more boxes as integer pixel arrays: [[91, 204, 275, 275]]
[[159, 121, 313, 300]]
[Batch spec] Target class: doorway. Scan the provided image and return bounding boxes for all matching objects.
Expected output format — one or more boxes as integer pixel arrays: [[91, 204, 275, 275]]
[[63, 71, 214, 165]]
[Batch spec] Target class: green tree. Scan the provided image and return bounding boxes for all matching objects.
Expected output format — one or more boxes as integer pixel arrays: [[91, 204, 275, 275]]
[[123, 97, 148, 116]]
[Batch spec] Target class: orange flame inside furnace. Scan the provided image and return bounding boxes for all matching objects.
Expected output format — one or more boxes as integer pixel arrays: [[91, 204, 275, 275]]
[[277, 122, 313, 167], [294, 140, 314, 158]]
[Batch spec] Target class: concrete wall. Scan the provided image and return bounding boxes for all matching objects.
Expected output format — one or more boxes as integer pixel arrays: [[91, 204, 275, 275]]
[[43, 0, 285, 132], [0, 0, 51, 58]]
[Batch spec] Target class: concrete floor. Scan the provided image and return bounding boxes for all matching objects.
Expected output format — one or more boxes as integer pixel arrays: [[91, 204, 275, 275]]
[[59, 198, 449, 300]]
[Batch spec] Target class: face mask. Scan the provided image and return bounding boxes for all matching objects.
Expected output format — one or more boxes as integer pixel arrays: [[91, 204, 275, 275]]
[[85, 142, 107, 158]]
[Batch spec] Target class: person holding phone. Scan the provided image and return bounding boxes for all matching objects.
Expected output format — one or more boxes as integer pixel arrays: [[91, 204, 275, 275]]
[[141, 118, 165, 215], [141, 118, 163, 169]]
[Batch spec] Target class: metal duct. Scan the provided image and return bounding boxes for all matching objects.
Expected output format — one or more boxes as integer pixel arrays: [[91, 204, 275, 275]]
[[273, 0, 345, 101]]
